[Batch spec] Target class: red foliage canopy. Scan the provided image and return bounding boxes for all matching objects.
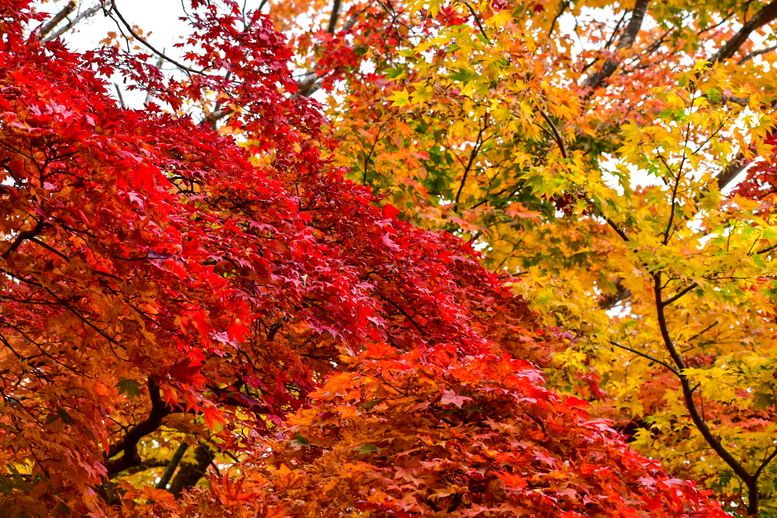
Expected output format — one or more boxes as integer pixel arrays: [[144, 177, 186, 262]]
[[0, 1, 724, 516]]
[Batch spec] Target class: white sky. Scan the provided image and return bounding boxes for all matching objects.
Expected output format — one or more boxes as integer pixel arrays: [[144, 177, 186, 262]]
[[39, 1, 194, 107], [40, 1, 189, 50]]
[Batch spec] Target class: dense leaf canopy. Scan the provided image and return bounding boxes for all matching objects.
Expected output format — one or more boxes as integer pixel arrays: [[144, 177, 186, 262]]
[[0, 0, 762, 516], [287, 0, 777, 514]]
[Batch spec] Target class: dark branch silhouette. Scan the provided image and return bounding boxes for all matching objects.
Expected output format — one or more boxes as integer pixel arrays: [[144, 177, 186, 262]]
[[586, 0, 650, 90]]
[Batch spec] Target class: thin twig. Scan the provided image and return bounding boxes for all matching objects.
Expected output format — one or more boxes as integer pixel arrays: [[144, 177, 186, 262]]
[[738, 43, 777, 65], [110, 1, 202, 75], [539, 110, 567, 159], [546, 1, 569, 41], [609, 340, 680, 376], [113, 83, 126, 108], [455, 124, 486, 205], [464, 2, 491, 44]]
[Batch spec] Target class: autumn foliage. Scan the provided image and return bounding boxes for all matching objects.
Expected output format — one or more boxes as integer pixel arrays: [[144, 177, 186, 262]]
[[0, 0, 740, 516], [247, 347, 721, 517], [293, 0, 777, 514]]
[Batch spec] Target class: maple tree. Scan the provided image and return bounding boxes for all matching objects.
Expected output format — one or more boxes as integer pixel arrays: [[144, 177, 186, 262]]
[[0, 0, 734, 516], [275, 0, 777, 515]]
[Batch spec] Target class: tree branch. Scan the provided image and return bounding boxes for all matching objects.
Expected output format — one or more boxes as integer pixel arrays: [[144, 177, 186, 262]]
[[43, 1, 113, 43], [464, 2, 491, 44], [737, 43, 777, 65], [110, 1, 202, 75], [105, 379, 171, 476], [715, 151, 754, 191], [113, 83, 126, 108], [605, 217, 630, 242], [540, 110, 567, 159], [586, 0, 650, 90], [295, 8, 365, 97], [546, 1, 570, 41], [652, 273, 755, 496], [455, 124, 485, 205], [155, 442, 189, 490], [709, 0, 777, 65], [29, 237, 71, 262], [609, 340, 680, 376], [119, 458, 170, 475], [2, 219, 48, 260], [168, 444, 213, 497], [686, 144, 761, 227], [598, 278, 632, 309], [755, 445, 777, 480], [37, 1, 76, 41], [326, 0, 342, 34], [660, 281, 698, 307]]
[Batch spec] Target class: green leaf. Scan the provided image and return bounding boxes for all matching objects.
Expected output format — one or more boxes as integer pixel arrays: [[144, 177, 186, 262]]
[[385, 66, 406, 80], [752, 391, 776, 410], [449, 68, 473, 83], [356, 443, 378, 454], [0, 475, 14, 495], [57, 408, 73, 424], [116, 377, 141, 401]]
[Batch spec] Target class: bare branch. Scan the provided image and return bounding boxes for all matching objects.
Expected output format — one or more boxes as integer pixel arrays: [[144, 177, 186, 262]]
[[737, 43, 777, 65], [43, 1, 113, 43], [539, 110, 568, 159], [110, 1, 202, 75], [586, 0, 650, 90], [37, 1, 76, 41], [609, 340, 680, 376], [155, 442, 189, 490], [105, 379, 171, 476], [709, 0, 777, 65], [326, 0, 343, 34]]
